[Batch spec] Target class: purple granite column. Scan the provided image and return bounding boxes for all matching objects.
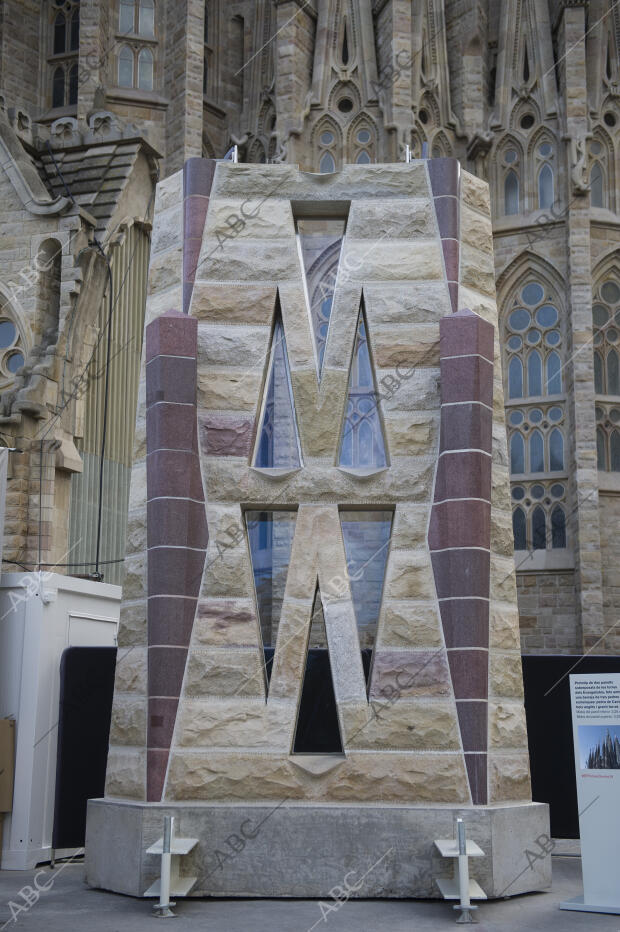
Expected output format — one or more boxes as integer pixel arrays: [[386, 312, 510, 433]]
[[145, 309, 208, 801], [427, 158, 460, 315], [183, 157, 216, 313], [428, 308, 494, 805]]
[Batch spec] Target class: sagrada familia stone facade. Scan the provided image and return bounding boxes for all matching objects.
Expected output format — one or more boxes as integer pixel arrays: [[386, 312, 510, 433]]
[[0, 0, 617, 896]]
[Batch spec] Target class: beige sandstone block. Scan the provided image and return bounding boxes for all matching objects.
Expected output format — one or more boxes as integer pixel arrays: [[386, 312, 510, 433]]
[[105, 748, 146, 800], [177, 698, 294, 749], [269, 600, 313, 698], [491, 506, 514, 559], [147, 244, 183, 296], [372, 326, 440, 369], [185, 648, 265, 697], [364, 282, 451, 325], [197, 324, 271, 369], [384, 413, 437, 456], [150, 202, 183, 256], [166, 751, 306, 801], [346, 198, 434, 239], [460, 243, 496, 298], [460, 204, 493, 254], [127, 461, 147, 514], [341, 699, 460, 750], [191, 282, 277, 324], [114, 646, 147, 693], [117, 601, 147, 648], [292, 368, 347, 459], [461, 171, 491, 215], [197, 369, 262, 412], [193, 598, 259, 647], [391, 504, 432, 549], [197, 238, 299, 282], [457, 284, 496, 323], [385, 551, 436, 600], [490, 554, 518, 603], [489, 652, 525, 699], [109, 697, 146, 746], [343, 241, 443, 282], [488, 752, 532, 803], [203, 198, 294, 240], [489, 702, 528, 750], [154, 170, 183, 214], [378, 601, 443, 648], [126, 507, 147, 555], [122, 551, 147, 602], [323, 752, 470, 803], [490, 604, 521, 650]]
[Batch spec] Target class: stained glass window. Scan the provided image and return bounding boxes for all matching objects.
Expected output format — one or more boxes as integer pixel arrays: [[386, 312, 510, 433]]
[[296, 218, 346, 375], [339, 312, 387, 469], [340, 511, 392, 655], [254, 315, 302, 468], [246, 510, 296, 649]]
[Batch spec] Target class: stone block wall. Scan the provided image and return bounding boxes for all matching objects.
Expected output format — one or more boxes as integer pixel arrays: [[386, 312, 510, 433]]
[[106, 159, 532, 809]]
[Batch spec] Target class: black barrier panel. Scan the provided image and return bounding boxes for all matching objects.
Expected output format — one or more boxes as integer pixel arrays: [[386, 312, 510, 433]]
[[521, 654, 620, 839], [52, 646, 117, 850]]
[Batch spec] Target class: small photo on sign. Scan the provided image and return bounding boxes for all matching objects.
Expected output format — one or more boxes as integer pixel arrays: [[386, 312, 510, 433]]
[[578, 724, 620, 770]]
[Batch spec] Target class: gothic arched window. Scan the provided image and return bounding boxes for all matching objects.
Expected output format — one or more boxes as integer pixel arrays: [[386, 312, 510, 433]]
[[49, 0, 80, 108], [504, 278, 568, 550], [138, 47, 154, 90], [535, 141, 555, 210], [0, 295, 26, 386], [593, 277, 620, 470], [590, 161, 604, 208], [118, 45, 134, 86], [317, 126, 338, 174]]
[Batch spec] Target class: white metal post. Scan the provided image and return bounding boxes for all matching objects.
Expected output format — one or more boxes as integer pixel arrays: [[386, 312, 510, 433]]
[[455, 818, 478, 924], [154, 816, 175, 918]]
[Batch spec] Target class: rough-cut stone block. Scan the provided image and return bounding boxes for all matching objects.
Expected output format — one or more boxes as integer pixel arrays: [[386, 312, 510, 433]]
[[341, 699, 460, 750], [489, 702, 528, 749], [488, 752, 531, 802], [185, 648, 265, 697], [193, 599, 259, 647], [109, 697, 147, 746], [369, 650, 452, 698], [191, 282, 277, 324], [489, 652, 525, 699], [199, 413, 254, 456], [104, 749, 146, 800], [378, 601, 443, 648], [177, 699, 294, 749], [385, 551, 436, 600]]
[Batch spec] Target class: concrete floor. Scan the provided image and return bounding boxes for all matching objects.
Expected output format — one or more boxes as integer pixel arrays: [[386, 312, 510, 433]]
[[0, 855, 618, 931]]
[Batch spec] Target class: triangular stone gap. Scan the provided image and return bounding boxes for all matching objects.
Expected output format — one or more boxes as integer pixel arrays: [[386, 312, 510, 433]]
[[246, 509, 297, 695], [253, 297, 302, 468], [340, 510, 393, 693], [292, 583, 343, 754], [295, 216, 346, 378], [339, 299, 388, 469]]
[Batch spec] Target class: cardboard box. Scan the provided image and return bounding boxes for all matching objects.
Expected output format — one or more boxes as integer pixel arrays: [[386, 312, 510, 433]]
[[0, 719, 15, 812]]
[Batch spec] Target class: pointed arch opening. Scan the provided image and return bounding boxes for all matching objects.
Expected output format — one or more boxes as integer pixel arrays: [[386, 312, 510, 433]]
[[339, 303, 388, 470], [253, 303, 302, 470], [505, 170, 519, 215]]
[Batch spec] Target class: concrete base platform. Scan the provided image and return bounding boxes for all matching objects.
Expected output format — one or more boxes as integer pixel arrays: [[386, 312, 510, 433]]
[[85, 799, 550, 899]]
